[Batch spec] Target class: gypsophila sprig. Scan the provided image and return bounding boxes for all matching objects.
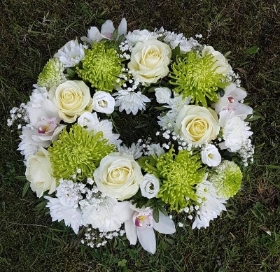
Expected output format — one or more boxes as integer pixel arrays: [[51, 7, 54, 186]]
[[9, 17, 255, 255]]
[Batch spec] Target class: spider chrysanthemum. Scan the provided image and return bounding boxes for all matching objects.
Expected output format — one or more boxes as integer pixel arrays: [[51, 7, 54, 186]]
[[209, 160, 242, 199], [77, 42, 123, 91], [37, 58, 65, 89], [48, 124, 115, 181], [169, 50, 229, 107], [139, 148, 205, 211]]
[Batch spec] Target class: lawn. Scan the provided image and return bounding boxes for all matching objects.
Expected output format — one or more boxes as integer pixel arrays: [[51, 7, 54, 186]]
[[1, 0, 280, 271]]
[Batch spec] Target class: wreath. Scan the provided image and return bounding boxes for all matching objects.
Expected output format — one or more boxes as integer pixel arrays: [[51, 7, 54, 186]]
[[8, 18, 254, 254]]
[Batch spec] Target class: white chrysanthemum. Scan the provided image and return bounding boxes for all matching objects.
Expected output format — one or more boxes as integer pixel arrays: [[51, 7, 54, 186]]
[[113, 90, 151, 115], [163, 31, 199, 53], [27, 85, 48, 108], [157, 111, 177, 130], [118, 142, 143, 159], [77, 112, 121, 146], [145, 143, 165, 157], [45, 196, 83, 234], [54, 39, 85, 68], [17, 127, 40, 161], [82, 197, 122, 232], [56, 180, 84, 208], [219, 111, 253, 152], [192, 180, 227, 229]]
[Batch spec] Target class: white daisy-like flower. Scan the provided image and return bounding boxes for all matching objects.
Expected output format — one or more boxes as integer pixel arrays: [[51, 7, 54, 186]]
[[192, 180, 227, 229], [118, 142, 143, 159], [113, 90, 151, 115], [157, 111, 177, 130], [54, 39, 85, 68], [82, 196, 122, 232], [77, 112, 122, 146], [126, 29, 158, 46]]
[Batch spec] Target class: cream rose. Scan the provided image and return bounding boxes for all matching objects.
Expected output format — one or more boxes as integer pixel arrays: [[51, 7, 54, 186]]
[[49, 80, 92, 123], [25, 147, 57, 198], [175, 105, 220, 145], [94, 152, 143, 200], [128, 39, 171, 83]]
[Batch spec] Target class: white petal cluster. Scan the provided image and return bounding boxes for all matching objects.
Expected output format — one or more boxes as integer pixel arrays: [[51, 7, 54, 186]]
[[114, 89, 151, 115], [192, 180, 227, 229], [54, 39, 85, 68]]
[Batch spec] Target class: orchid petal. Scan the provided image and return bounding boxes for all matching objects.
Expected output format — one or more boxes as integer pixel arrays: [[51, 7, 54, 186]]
[[113, 201, 134, 222], [101, 20, 115, 39], [235, 103, 253, 119], [153, 211, 176, 234], [118, 18, 127, 36], [41, 99, 60, 121], [137, 227, 156, 254], [27, 107, 45, 126], [125, 219, 137, 245]]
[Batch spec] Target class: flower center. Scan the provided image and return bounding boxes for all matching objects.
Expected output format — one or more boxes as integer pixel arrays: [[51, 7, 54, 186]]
[[133, 210, 153, 229], [37, 117, 57, 134]]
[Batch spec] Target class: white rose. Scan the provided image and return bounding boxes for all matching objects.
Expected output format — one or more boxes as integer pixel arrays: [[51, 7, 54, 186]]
[[201, 144, 221, 167], [128, 39, 171, 84], [92, 91, 115, 114], [155, 87, 172, 104], [202, 46, 231, 75], [94, 152, 143, 200], [140, 174, 160, 199], [49, 80, 92, 123], [175, 105, 220, 145], [25, 147, 57, 198]]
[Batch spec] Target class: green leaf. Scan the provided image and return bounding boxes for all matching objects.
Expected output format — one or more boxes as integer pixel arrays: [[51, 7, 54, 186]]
[[112, 29, 118, 40], [66, 68, 76, 78], [22, 181, 30, 197], [245, 45, 259, 55], [158, 205, 168, 217], [153, 208, 159, 223]]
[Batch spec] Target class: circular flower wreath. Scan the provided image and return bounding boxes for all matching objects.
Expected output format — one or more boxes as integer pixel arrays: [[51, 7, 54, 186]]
[[8, 18, 255, 254]]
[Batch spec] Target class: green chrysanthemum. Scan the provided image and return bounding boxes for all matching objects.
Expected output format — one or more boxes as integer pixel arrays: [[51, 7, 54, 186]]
[[48, 124, 115, 181], [209, 160, 242, 199], [37, 58, 65, 89], [77, 42, 123, 91], [139, 148, 205, 211], [169, 50, 229, 107]]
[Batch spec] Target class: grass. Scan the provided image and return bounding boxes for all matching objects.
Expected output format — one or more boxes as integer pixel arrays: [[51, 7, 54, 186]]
[[1, 0, 280, 271]]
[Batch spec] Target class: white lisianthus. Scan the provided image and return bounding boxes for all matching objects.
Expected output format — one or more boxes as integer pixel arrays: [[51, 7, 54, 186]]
[[82, 197, 122, 232], [175, 105, 220, 145], [155, 87, 172, 104], [219, 111, 253, 152], [201, 144, 221, 167], [202, 46, 231, 75], [25, 147, 57, 198], [49, 80, 92, 123], [54, 39, 85, 68], [128, 39, 172, 84], [94, 152, 143, 200], [140, 174, 160, 199], [92, 91, 115, 114]]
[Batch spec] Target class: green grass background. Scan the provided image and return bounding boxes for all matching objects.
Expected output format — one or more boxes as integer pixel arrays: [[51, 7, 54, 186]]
[[1, 0, 280, 271]]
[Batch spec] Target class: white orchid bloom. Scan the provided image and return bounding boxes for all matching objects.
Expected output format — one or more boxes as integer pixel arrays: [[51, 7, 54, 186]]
[[81, 18, 127, 43], [212, 83, 253, 119], [113, 202, 175, 254], [24, 99, 65, 146]]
